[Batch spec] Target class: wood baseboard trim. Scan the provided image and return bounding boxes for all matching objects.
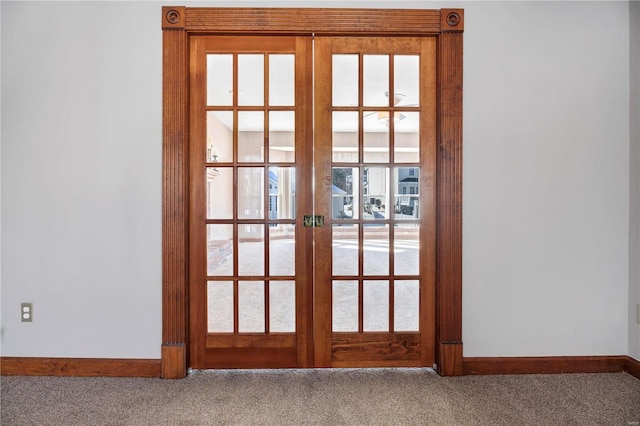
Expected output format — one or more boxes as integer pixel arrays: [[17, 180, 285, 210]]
[[625, 356, 640, 380], [0, 357, 161, 378], [462, 355, 633, 376]]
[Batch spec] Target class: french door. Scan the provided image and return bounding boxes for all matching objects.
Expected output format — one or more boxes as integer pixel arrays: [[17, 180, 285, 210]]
[[189, 34, 435, 369]]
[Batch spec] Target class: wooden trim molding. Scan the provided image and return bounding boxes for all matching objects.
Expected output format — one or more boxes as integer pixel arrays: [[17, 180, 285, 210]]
[[435, 25, 464, 376], [1, 357, 161, 378], [162, 8, 189, 379], [183, 8, 442, 34], [162, 6, 464, 376], [626, 356, 640, 380], [463, 356, 640, 377]]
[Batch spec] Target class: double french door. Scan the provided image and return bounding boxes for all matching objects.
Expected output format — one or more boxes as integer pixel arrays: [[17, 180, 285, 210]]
[[189, 35, 436, 369]]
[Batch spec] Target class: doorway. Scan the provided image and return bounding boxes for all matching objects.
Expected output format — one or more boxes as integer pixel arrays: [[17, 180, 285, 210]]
[[162, 7, 463, 378]]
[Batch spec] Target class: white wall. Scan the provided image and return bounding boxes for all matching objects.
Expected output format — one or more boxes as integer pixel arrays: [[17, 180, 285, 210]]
[[0, 1, 633, 360], [630, 0, 640, 360], [462, 1, 630, 357], [1, 1, 162, 358]]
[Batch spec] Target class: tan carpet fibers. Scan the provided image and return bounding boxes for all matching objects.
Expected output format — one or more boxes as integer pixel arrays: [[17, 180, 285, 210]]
[[2, 369, 639, 425]]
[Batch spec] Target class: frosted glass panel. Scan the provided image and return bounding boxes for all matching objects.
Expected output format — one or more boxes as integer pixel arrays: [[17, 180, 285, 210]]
[[332, 280, 358, 332], [394, 280, 419, 331], [238, 281, 265, 332], [207, 54, 233, 106], [238, 224, 264, 276], [332, 55, 358, 107], [207, 281, 234, 332], [269, 281, 296, 332], [238, 54, 264, 106], [363, 280, 389, 332], [269, 54, 295, 106], [332, 224, 359, 276], [207, 224, 233, 276]]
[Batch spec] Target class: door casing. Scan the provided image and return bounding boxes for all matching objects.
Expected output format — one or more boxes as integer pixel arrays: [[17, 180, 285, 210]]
[[161, 6, 464, 379]]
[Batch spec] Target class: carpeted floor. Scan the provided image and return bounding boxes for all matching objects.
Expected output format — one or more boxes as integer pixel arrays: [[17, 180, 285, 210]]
[[2, 369, 639, 425]]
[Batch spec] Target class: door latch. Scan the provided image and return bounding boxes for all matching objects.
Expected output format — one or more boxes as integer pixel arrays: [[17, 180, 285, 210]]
[[303, 215, 324, 227]]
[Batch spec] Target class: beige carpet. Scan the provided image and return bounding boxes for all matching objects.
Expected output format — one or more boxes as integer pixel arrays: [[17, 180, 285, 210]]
[[2, 369, 639, 425]]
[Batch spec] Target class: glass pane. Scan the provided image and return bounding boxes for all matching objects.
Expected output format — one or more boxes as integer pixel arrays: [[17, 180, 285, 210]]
[[270, 224, 295, 276], [238, 281, 265, 332], [332, 280, 358, 332], [238, 224, 264, 276], [206, 167, 233, 220], [269, 111, 295, 163], [207, 54, 233, 106], [268, 167, 295, 220], [394, 167, 420, 220], [364, 112, 389, 163], [364, 225, 389, 276], [394, 55, 420, 107], [332, 55, 358, 107], [394, 112, 420, 163], [207, 111, 233, 163], [207, 224, 233, 276], [332, 167, 358, 220], [238, 54, 264, 106], [238, 167, 264, 219], [395, 224, 419, 276], [238, 112, 264, 162], [395, 280, 419, 331], [269, 281, 295, 332], [363, 55, 389, 107], [207, 281, 234, 332], [362, 167, 389, 220], [332, 112, 359, 163], [363, 280, 389, 332], [269, 54, 295, 106], [332, 224, 359, 276]]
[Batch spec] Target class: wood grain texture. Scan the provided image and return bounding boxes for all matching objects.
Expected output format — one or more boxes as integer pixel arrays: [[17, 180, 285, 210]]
[[1, 357, 161, 378], [625, 356, 640, 380], [463, 356, 629, 375], [441, 9, 464, 32], [184, 8, 441, 35], [438, 342, 463, 376], [162, 6, 185, 30], [205, 334, 296, 349], [436, 30, 464, 375], [332, 334, 421, 364], [161, 344, 186, 379], [162, 21, 188, 376]]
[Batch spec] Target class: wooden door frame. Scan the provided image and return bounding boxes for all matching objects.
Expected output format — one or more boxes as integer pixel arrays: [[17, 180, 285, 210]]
[[161, 6, 464, 379]]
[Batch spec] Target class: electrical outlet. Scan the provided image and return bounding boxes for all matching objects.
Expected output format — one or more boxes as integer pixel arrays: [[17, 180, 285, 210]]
[[637, 304, 640, 325], [21, 303, 33, 322]]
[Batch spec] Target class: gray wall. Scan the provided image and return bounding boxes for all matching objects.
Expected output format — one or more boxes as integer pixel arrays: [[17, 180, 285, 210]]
[[1, 1, 636, 359]]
